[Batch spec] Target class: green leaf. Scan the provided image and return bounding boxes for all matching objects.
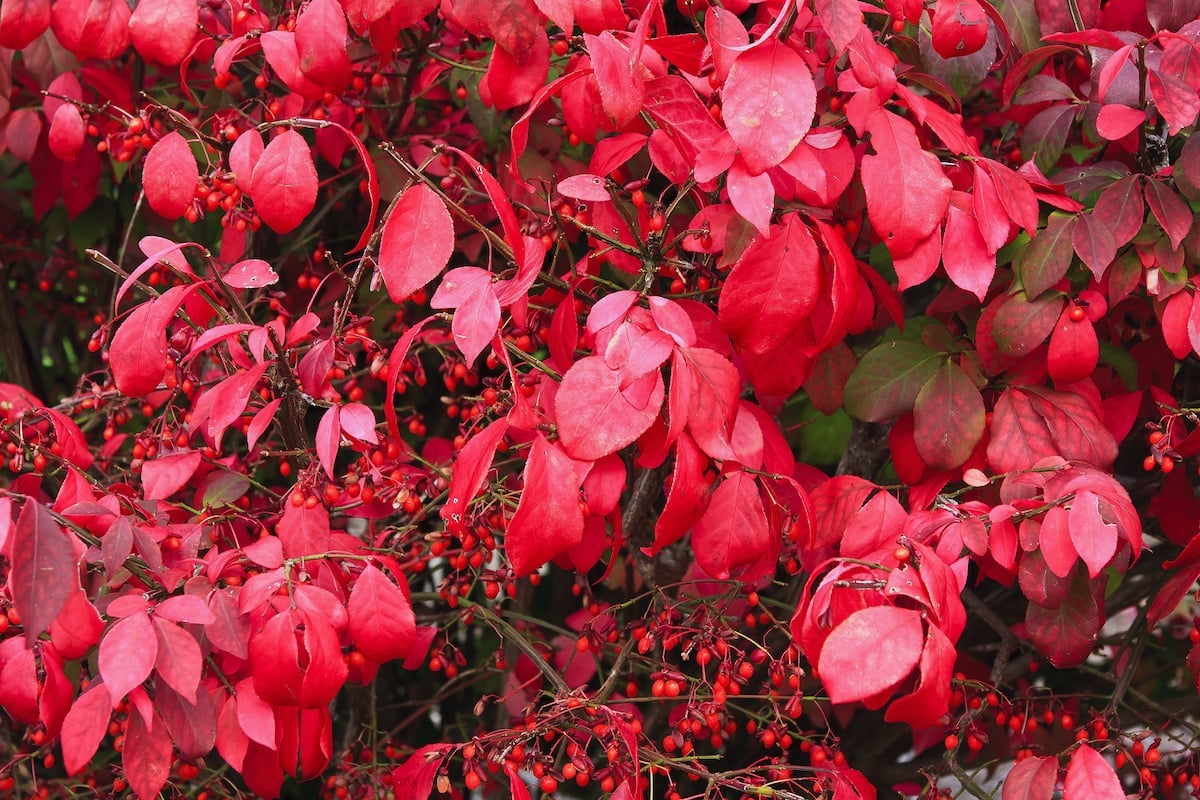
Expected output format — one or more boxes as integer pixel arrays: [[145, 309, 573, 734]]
[[1016, 213, 1074, 298], [844, 341, 943, 422]]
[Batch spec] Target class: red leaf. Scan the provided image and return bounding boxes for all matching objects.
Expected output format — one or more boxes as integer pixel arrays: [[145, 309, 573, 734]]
[[451, 283, 501, 365], [348, 564, 417, 662], [391, 744, 454, 800], [249, 129, 318, 234], [931, 0, 990, 58], [718, 215, 820, 354], [814, 0, 865, 52], [129, 0, 197, 65], [441, 418, 509, 528], [817, 606, 924, 704], [554, 356, 665, 461], [680, 347, 741, 461], [109, 289, 189, 398], [652, 434, 711, 553], [692, 470, 771, 581], [142, 132, 199, 220], [338, 402, 378, 443], [0, 0, 50, 48], [1149, 68, 1200, 134], [726, 156, 775, 234], [246, 398, 282, 451], [1002, 755, 1058, 800], [229, 129, 264, 194], [10, 500, 77, 645], [260, 30, 325, 99], [1070, 213, 1117, 280], [723, 38, 814, 173], [156, 594, 215, 624], [276, 501, 331, 558], [883, 624, 955, 728], [48, 104, 84, 162], [49, 590, 103, 659], [142, 450, 202, 500], [235, 677, 276, 746], [1064, 744, 1124, 800], [987, 386, 1118, 472], [315, 404, 340, 480], [378, 184, 454, 303], [296, 0, 351, 92], [862, 109, 952, 257], [505, 435, 585, 576], [153, 617, 203, 703], [585, 31, 644, 127], [123, 706, 173, 800], [1096, 103, 1145, 140], [99, 612, 158, 705], [50, 0, 130, 59], [913, 360, 985, 470], [1025, 569, 1102, 667], [1047, 308, 1099, 384]]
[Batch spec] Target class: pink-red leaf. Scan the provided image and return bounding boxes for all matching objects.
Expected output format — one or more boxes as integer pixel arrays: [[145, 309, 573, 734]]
[[153, 617, 203, 703], [142, 450, 202, 501], [99, 612, 158, 705], [1063, 744, 1124, 800], [348, 564, 417, 662], [723, 39, 815, 173], [123, 706, 173, 800], [142, 132, 199, 220], [248, 130, 318, 234], [296, 0, 352, 92], [129, 0, 197, 65], [378, 184, 454, 302], [862, 109, 952, 257], [817, 606, 923, 704], [554, 356, 665, 461], [61, 682, 112, 775], [557, 173, 611, 202], [1002, 755, 1058, 800]]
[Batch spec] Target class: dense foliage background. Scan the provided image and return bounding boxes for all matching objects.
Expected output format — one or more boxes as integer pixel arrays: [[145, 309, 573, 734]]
[[3, 0, 1200, 798]]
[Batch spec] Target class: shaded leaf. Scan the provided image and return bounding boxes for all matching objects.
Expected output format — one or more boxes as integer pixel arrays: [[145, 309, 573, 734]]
[[718, 214, 820, 353], [913, 360, 985, 470], [506, 435, 584, 576], [844, 341, 942, 422], [348, 564, 417, 662], [10, 500, 77, 645]]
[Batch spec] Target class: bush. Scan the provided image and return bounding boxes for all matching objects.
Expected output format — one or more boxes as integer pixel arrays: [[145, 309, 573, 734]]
[[2, 0, 1200, 798]]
